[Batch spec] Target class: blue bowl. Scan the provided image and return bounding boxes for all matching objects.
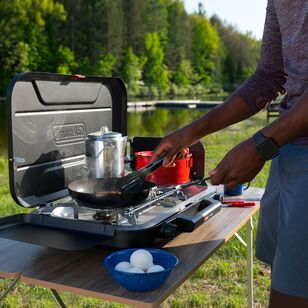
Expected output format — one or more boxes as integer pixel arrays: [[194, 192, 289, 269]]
[[104, 248, 178, 292]]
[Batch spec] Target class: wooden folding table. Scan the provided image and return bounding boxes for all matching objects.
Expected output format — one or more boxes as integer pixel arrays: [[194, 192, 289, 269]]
[[0, 187, 263, 307]]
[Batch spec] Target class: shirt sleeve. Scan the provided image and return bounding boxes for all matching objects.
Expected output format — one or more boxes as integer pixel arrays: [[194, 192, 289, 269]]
[[233, 0, 288, 114]]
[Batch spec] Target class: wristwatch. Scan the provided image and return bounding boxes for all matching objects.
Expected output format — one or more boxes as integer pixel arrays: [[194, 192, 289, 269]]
[[252, 130, 279, 160]]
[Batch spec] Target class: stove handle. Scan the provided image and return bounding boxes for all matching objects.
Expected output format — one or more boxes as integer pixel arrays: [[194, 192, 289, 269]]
[[171, 199, 221, 232]]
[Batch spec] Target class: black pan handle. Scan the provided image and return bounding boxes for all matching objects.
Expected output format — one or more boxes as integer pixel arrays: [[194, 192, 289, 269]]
[[117, 154, 166, 192], [138, 154, 166, 176]]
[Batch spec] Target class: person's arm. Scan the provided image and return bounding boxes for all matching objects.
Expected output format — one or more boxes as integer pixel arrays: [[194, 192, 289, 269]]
[[210, 89, 308, 187], [262, 90, 308, 146], [152, 0, 287, 167], [151, 95, 252, 167], [209, 0, 308, 187]]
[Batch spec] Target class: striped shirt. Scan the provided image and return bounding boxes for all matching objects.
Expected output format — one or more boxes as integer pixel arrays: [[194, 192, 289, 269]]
[[234, 0, 308, 144]]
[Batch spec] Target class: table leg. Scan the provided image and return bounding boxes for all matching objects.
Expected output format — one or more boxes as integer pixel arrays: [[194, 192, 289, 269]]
[[50, 289, 66, 308], [0, 279, 18, 301], [247, 217, 253, 308]]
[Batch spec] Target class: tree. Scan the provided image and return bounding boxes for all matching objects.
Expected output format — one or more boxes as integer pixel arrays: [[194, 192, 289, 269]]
[[121, 47, 145, 96], [122, 0, 148, 54], [144, 0, 168, 48], [93, 51, 116, 76], [164, 0, 191, 71], [123, 0, 168, 54], [191, 14, 220, 86], [143, 33, 170, 93], [0, 0, 261, 97], [210, 15, 261, 91], [55, 45, 77, 74], [103, 0, 125, 73], [0, 0, 66, 94], [173, 60, 195, 87]]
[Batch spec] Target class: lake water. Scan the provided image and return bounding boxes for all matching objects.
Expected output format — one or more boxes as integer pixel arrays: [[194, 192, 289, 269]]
[[127, 107, 207, 137]]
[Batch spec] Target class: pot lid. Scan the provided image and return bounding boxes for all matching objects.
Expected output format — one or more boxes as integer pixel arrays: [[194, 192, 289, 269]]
[[87, 126, 123, 140]]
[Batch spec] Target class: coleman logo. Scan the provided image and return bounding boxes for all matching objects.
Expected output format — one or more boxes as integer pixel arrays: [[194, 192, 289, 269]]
[[53, 123, 86, 144]]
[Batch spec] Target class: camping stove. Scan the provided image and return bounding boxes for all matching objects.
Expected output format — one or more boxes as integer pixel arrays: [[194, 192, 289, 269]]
[[0, 72, 221, 251], [30, 183, 221, 249], [36, 184, 220, 226]]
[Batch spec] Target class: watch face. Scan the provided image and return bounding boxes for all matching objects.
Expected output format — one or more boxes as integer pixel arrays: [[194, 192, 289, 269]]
[[253, 131, 279, 160]]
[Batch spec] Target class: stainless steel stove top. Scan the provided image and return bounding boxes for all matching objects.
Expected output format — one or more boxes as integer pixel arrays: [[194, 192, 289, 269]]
[[36, 184, 219, 231]]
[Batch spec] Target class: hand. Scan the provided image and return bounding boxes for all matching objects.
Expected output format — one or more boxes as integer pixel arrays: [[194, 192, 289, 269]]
[[151, 126, 197, 167], [209, 138, 266, 187]]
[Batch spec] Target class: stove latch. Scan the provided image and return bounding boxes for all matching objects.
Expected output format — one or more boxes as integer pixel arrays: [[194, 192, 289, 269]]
[[159, 222, 178, 239]]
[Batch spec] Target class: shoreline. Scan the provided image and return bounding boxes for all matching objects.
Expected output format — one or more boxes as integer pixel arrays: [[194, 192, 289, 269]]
[[128, 100, 222, 110]]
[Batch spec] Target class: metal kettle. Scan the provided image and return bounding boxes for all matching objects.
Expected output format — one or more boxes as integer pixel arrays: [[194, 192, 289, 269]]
[[85, 126, 127, 179]]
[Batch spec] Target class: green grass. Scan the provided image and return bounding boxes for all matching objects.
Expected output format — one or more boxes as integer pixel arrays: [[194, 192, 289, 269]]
[[0, 111, 271, 307]]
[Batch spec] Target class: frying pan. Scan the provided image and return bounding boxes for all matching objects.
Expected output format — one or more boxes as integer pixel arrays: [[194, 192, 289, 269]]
[[68, 178, 156, 209]]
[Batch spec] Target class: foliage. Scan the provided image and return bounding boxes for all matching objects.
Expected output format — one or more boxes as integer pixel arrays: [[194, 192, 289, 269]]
[[94, 51, 116, 76], [164, 0, 191, 71], [210, 14, 261, 91], [173, 60, 196, 87], [55, 45, 76, 74], [143, 32, 170, 94], [191, 14, 220, 86], [121, 47, 145, 96], [0, 0, 261, 98], [0, 0, 65, 93]]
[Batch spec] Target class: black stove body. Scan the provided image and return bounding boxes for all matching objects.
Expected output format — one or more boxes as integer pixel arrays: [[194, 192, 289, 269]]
[[0, 72, 221, 250]]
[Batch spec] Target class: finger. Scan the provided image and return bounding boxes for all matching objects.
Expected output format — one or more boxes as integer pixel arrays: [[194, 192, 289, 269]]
[[209, 167, 226, 185], [224, 180, 240, 189], [208, 169, 216, 177], [168, 162, 176, 168], [163, 153, 177, 167], [176, 152, 185, 160], [175, 147, 189, 160], [151, 143, 169, 162]]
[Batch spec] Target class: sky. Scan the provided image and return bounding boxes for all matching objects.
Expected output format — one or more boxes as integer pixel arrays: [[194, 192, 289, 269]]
[[184, 0, 268, 39]]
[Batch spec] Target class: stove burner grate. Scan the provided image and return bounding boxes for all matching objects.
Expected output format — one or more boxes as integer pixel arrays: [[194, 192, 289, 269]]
[[93, 209, 118, 224]]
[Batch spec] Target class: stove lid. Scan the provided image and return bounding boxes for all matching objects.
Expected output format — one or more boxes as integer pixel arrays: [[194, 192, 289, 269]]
[[6, 72, 127, 208]]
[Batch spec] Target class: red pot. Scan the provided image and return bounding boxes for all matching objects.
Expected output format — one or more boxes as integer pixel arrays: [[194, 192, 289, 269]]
[[134, 151, 193, 186]]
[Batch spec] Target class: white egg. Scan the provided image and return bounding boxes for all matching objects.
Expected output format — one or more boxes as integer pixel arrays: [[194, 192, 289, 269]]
[[130, 249, 153, 271], [147, 265, 165, 273], [114, 261, 131, 272], [127, 267, 145, 273]]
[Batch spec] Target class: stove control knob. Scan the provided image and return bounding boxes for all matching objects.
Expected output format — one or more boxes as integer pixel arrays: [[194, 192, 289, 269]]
[[160, 223, 177, 238], [213, 193, 223, 202]]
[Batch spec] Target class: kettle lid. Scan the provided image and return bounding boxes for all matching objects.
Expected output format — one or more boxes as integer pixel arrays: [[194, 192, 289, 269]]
[[87, 126, 123, 140]]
